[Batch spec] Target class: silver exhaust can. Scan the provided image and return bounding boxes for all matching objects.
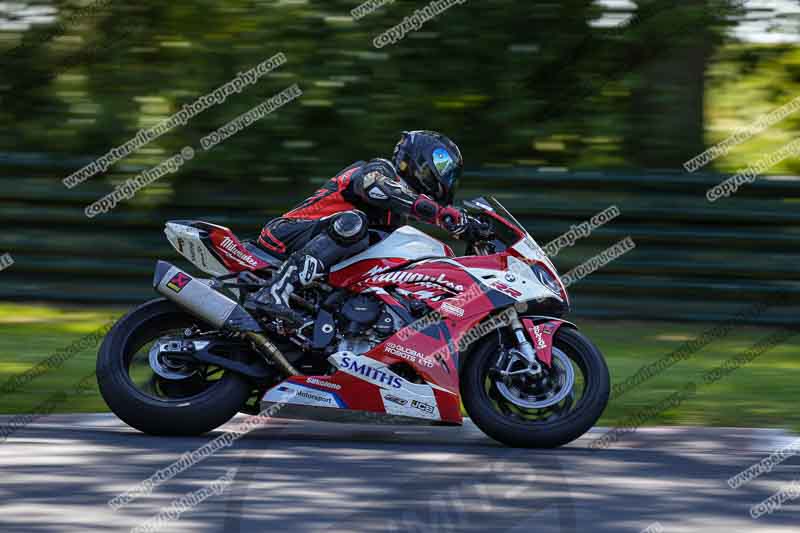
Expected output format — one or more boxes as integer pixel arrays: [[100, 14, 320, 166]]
[[153, 261, 260, 331]]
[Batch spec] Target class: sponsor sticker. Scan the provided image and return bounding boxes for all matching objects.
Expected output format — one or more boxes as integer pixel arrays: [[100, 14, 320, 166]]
[[384, 342, 435, 368], [220, 236, 258, 267], [384, 394, 408, 406], [275, 384, 339, 408], [532, 324, 548, 350], [340, 355, 403, 389], [166, 272, 192, 293], [440, 302, 465, 318], [490, 281, 523, 299], [307, 377, 342, 391], [411, 399, 435, 415]]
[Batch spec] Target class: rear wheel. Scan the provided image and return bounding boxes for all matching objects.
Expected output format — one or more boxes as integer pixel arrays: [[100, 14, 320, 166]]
[[462, 327, 609, 448], [97, 299, 253, 436]]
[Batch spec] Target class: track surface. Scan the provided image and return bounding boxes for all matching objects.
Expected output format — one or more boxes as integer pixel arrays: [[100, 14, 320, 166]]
[[0, 414, 798, 532]]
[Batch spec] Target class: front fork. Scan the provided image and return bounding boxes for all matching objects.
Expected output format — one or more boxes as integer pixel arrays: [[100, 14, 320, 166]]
[[491, 308, 545, 380], [506, 308, 574, 370]]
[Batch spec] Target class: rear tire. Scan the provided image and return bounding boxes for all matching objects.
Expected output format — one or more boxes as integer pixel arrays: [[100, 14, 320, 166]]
[[462, 327, 610, 448], [97, 298, 252, 436]]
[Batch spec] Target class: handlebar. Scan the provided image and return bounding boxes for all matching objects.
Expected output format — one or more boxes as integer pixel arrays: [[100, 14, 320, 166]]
[[441, 214, 459, 232]]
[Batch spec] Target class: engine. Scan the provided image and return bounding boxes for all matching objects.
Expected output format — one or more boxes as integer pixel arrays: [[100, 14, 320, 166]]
[[333, 294, 405, 356]]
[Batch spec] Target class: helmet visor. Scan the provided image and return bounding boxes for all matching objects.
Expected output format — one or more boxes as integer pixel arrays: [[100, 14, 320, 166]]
[[431, 147, 461, 203]]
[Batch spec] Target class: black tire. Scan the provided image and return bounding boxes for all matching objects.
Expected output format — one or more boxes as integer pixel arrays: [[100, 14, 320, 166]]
[[462, 326, 610, 448], [97, 298, 252, 436]]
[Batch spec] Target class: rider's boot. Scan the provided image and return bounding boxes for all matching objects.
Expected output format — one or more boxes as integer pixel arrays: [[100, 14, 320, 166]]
[[249, 212, 370, 325], [248, 252, 323, 325]]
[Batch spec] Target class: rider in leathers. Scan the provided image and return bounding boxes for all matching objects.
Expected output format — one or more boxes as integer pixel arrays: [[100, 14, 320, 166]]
[[250, 130, 486, 324]]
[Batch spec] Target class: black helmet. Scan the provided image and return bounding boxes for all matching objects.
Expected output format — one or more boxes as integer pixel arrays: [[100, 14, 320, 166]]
[[392, 130, 463, 205]]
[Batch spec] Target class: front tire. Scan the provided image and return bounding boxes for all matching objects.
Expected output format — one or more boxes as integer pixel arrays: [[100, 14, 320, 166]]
[[97, 298, 252, 436], [462, 326, 610, 448]]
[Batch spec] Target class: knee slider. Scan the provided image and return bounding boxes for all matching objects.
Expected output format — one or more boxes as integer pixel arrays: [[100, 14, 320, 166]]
[[329, 210, 368, 244]]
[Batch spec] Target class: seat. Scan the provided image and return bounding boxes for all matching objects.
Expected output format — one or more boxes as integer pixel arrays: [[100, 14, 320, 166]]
[[243, 241, 282, 268]]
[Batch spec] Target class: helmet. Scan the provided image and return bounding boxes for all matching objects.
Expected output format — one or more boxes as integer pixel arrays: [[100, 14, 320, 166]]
[[392, 130, 463, 205]]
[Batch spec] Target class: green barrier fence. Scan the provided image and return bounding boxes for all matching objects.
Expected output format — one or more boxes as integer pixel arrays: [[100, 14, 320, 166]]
[[1, 156, 797, 324]]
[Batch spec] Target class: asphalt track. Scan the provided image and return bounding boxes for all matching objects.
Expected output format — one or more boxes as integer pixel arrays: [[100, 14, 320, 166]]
[[0, 414, 798, 532]]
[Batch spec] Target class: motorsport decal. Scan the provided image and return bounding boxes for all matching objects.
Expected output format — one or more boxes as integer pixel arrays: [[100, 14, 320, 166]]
[[264, 382, 344, 409], [166, 272, 192, 293]]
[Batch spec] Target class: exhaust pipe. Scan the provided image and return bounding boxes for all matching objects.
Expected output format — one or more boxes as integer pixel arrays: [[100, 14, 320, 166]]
[[153, 261, 300, 376], [153, 260, 261, 331]]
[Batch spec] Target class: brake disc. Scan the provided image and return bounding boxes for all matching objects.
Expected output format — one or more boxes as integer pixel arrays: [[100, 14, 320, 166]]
[[495, 347, 575, 409], [148, 339, 200, 380]]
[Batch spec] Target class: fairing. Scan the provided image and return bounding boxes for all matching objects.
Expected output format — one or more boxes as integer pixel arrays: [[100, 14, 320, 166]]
[[164, 200, 571, 426]]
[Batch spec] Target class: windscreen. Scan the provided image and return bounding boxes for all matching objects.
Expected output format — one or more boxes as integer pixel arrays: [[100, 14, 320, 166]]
[[464, 196, 554, 268], [464, 196, 528, 247]]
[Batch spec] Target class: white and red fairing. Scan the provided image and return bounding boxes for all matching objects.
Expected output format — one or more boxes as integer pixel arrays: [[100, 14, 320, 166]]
[[164, 205, 569, 425], [164, 220, 276, 276], [262, 206, 571, 426]]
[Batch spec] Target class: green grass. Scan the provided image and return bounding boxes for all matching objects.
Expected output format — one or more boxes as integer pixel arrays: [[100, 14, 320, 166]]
[[0, 303, 797, 432]]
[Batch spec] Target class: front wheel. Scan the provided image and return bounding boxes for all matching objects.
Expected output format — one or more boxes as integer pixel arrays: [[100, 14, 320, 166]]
[[97, 299, 253, 436], [462, 326, 610, 448]]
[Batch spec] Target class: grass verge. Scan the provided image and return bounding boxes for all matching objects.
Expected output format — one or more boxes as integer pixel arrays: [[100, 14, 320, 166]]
[[0, 302, 797, 432]]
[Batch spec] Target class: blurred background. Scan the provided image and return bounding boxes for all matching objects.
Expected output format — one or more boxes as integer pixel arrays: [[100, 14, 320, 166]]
[[0, 0, 797, 428]]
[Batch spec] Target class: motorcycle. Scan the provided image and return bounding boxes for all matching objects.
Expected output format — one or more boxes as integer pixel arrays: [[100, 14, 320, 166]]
[[97, 196, 609, 448]]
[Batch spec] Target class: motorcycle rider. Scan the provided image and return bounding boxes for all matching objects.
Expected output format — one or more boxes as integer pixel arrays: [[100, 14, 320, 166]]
[[250, 130, 486, 323]]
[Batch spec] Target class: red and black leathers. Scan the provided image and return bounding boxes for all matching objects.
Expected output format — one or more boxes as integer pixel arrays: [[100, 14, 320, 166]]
[[250, 158, 467, 324], [257, 159, 464, 257]]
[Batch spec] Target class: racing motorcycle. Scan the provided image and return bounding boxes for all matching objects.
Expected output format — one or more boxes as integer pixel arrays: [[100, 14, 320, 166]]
[[97, 197, 609, 448]]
